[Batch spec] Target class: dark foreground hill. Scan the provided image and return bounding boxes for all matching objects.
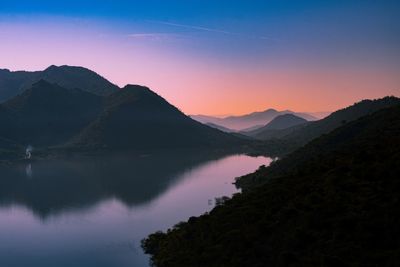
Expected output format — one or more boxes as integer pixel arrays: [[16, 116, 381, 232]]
[[71, 85, 246, 150], [0, 81, 246, 155], [142, 104, 400, 267], [0, 65, 118, 102]]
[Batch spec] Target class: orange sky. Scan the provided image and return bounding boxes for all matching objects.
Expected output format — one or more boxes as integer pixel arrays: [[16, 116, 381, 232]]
[[1, 15, 399, 116]]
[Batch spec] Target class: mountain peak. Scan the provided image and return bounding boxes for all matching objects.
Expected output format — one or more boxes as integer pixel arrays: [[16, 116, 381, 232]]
[[262, 108, 278, 113], [44, 65, 90, 72]]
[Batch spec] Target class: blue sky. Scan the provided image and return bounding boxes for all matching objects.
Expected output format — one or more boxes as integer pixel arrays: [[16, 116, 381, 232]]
[[2, 0, 399, 66], [0, 0, 399, 114]]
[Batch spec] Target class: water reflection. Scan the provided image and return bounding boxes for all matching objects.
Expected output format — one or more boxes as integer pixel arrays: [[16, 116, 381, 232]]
[[26, 163, 33, 178], [0, 152, 271, 267], [0, 151, 231, 217]]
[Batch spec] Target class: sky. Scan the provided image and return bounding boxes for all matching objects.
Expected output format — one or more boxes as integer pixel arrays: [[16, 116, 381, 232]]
[[0, 0, 399, 115]]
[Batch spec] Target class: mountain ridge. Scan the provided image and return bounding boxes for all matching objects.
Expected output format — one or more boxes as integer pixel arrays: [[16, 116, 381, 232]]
[[191, 109, 317, 131], [0, 65, 119, 102]]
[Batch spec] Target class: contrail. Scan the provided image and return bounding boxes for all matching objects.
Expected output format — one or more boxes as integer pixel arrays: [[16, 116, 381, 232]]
[[148, 20, 234, 35], [146, 20, 277, 41]]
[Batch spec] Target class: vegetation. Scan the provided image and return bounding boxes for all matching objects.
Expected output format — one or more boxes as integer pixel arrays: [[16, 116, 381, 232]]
[[142, 104, 400, 267]]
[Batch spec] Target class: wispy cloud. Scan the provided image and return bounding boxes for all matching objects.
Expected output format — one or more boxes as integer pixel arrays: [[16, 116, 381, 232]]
[[147, 20, 278, 42]]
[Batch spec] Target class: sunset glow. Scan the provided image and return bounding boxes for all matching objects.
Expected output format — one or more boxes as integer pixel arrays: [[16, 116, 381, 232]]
[[1, 1, 399, 115]]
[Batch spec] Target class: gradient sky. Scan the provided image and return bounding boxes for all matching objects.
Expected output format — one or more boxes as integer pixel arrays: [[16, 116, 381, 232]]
[[0, 0, 399, 115]]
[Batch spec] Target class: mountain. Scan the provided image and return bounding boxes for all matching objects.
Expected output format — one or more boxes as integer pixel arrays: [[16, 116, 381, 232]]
[[258, 114, 308, 130], [247, 114, 307, 133], [0, 80, 103, 147], [243, 114, 308, 140], [246, 97, 400, 149], [276, 97, 400, 147], [191, 109, 316, 131], [142, 104, 400, 267], [0, 65, 119, 102], [71, 85, 245, 150], [0, 78, 247, 155], [205, 122, 235, 133]]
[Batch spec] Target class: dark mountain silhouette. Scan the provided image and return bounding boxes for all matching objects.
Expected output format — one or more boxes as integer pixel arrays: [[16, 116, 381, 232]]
[[0, 65, 118, 102], [0, 80, 103, 146], [0, 73, 247, 154], [71, 85, 245, 150], [191, 109, 316, 131], [205, 122, 235, 133], [142, 104, 400, 267]]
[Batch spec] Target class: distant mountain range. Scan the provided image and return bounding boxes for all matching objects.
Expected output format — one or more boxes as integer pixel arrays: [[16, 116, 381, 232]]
[[191, 109, 318, 131], [0, 65, 118, 102], [248, 97, 400, 148]]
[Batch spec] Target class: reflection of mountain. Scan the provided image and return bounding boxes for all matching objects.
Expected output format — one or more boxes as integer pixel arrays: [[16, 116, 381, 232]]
[[0, 150, 230, 218]]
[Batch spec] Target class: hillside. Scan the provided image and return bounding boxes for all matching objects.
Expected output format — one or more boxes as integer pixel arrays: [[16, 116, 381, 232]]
[[0, 65, 118, 102], [191, 109, 316, 131], [72, 85, 246, 150], [0, 80, 103, 146], [142, 104, 400, 267]]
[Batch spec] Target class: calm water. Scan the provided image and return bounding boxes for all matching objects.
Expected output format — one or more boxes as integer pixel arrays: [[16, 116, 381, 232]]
[[0, 152, 271, 267]]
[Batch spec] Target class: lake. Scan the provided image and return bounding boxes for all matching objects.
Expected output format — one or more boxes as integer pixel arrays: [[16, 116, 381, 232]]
[[0, 152, 271, 267]]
